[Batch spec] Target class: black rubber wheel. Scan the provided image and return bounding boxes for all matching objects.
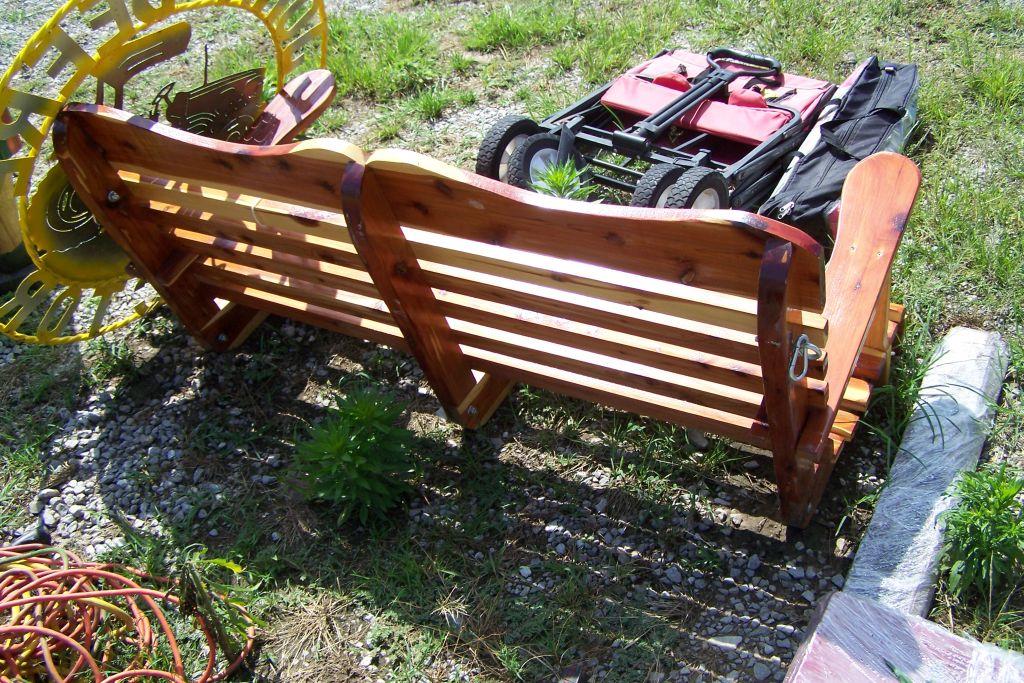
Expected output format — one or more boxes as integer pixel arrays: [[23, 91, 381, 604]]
[[661, 167, 730, 209], [475, 115, 541, 181], [629, 163, 688, 207], [506, 132, 564, 189]]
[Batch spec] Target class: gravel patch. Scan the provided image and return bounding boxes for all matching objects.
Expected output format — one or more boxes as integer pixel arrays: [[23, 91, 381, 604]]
[[3, 314, 885, 681]]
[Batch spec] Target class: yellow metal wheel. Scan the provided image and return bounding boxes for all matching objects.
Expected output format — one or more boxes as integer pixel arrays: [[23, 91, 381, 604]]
[[0, 0, 329, 344]]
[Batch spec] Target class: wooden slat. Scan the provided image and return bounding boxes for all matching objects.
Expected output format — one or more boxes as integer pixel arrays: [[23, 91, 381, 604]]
[[854, 303, 904, 383], [142, 205, 365, 271], [462, 345, 770, 447], [123, 172, 354, 243], [167, 228, 378, 298], [367, 150, 826, 312], [840, 378, 871, 414], [408, 229, 828, 345], [193, 260, 395, 326], [450, 318, 765, 418], [436, 288, 828, 401], [201, 277, 407, 350], [424, 263, 764, 366]]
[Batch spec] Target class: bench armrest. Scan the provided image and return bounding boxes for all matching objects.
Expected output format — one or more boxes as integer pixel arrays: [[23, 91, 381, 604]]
[[823, 152, 920, 408], [241, 69, 336, 146]]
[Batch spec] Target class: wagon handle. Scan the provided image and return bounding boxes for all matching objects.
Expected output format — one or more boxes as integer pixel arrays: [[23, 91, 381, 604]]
[[707, 47, 782, 79]]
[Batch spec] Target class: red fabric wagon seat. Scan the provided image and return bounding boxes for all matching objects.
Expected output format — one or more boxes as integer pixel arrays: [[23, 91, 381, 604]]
[[600, 50, 833, 145]]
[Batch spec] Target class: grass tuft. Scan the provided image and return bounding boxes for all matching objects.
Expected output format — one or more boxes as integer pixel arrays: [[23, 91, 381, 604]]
[[465, 3, 582, 52], [967, 53, 1024, 112], [409, 85, 457, 121], [327, 13, 442, 99]]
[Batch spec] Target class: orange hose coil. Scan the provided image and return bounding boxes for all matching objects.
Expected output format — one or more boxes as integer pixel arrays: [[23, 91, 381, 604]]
[[0, 545, 255, 682]]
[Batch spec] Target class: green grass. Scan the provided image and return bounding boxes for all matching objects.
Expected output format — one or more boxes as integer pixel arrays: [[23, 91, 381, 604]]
[[84, 336, 137, 387], [0, 438, 45, 530], [408, 85, 459, 121], [464, 2, 583, 52], [326, 12, 444, 99], [0, 344, 80, 531]]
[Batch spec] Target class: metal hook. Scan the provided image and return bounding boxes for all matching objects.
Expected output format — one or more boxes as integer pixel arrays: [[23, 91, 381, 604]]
[[789, 334, 823, 382]]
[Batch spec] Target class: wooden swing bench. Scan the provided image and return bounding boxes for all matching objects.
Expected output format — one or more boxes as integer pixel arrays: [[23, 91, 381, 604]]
[[53, 104, 920, 527]]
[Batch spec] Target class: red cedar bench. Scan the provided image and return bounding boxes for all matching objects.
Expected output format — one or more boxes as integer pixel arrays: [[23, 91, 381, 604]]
[[54, 104, 920, 527]]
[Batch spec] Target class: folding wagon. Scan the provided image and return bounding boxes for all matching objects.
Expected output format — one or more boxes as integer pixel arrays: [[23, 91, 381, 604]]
[[477, 48, 836, 210]]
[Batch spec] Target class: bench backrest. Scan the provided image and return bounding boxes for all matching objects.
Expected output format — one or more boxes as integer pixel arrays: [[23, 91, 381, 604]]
[[343, 151, 829, 447], [56, 104, 829, 450], [54, 104, 405, 352]]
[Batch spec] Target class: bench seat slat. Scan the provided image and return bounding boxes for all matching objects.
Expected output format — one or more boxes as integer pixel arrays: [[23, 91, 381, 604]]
[[450, 319, 766, 418], [167, 229, 378, 297], [435, 288, 828, 402], [201, 278, 406, 350], [462, 345, 770, 446], [193, 260, 395, 326], [120, 172, 353, 243], [408, 229, 828, 345], [144, 206, 364, 271], [425, 264, 762, 362]]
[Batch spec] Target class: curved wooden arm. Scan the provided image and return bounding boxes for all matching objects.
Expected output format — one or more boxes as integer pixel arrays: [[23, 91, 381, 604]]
[[793, 153, 921, 473], [241, 69, 336, 146], [823, 152, 921, 409], [761, 152, 919, 526]]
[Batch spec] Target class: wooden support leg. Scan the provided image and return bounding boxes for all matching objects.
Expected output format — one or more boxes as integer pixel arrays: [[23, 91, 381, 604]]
[[341, 163, 513, 425], [457, 372, 514, 429], [199, 302, 268, 351], [758, 237, 815, 526]]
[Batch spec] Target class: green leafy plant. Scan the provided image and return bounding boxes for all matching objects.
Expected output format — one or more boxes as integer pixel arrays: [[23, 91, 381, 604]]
[[529, 159, 592, 200], [293, 389, 417, 524], [941, 463, 1024, 606]]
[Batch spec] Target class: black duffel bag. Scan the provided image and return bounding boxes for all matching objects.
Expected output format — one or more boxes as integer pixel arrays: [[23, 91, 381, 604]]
[[760, 57, 919, 244]]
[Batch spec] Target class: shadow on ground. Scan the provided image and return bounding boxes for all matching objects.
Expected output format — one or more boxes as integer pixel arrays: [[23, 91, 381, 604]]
[[30, 313, 885, 681]]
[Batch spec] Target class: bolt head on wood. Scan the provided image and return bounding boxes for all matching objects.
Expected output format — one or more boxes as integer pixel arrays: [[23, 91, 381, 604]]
[[106, 190, 121, 204]]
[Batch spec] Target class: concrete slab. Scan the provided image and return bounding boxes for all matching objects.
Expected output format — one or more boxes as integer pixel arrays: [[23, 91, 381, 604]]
[[844, 327, 1008, 616]]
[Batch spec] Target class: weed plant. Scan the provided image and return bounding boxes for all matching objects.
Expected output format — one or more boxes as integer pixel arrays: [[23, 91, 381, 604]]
[[292, 389, 417, 524], [529, 160, 593, 200], [941, 463, 1024, 606]]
